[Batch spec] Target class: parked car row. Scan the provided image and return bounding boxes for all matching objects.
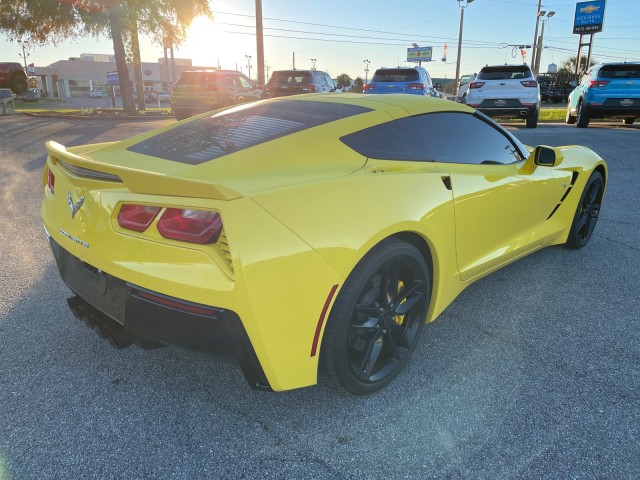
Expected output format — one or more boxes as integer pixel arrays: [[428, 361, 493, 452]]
[[165, 61, 639, 128]]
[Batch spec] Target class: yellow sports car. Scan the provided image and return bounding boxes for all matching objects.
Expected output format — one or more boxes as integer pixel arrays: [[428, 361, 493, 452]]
[[40, 94, 607, 394]]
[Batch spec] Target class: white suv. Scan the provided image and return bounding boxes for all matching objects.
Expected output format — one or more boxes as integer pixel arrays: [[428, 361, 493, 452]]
[[465, 65, 540, 128]]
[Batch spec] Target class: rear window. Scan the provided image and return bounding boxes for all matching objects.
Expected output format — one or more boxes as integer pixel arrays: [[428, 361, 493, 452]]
[[477, 66, 532, 80], [176, 71, 220, 85], [268, 71, 312, 85], [127, 100, 372, 165], [597, 64, 640, 79], [372, 69, 419, 82]]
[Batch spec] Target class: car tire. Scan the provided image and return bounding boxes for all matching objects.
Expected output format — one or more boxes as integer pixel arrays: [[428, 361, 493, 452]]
[[319, 238, 430, 394], [526, 107, 539, 129], [565, 171, 604, 249], [623, 118, 635, 125], [174, 110, 188, 121], [9, 75, 28, 95], [576, 101, 590, 128], [565, 104, 577, 124]]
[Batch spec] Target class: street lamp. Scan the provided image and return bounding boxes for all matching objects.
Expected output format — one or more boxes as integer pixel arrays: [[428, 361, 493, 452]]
[[363, 59, 371, 84], [18, 40, 30, 70], [454, 0, 475, 98], [311, 58, 317, 70], [534, 11, 555, 75], [245, 55, 252, 80]]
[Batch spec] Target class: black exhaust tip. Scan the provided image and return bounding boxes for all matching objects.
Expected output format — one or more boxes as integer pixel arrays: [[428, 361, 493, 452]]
[[67, 296, 134, 349]]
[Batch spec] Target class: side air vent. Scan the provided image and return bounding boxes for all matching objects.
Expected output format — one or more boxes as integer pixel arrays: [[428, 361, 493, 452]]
[[217, 229, 234, 275], [546, 171, 580, 220]]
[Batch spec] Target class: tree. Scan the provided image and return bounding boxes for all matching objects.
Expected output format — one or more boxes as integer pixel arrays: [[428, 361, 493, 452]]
[[335, 73, 352, 90], [0, 0, 212, 114], [559, 55, 597, 76], [351, 77, 364, 93]]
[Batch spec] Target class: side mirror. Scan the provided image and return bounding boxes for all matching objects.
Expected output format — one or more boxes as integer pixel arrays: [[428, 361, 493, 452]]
[[521, 145, 563, 175], [533, 145, 561, 166]]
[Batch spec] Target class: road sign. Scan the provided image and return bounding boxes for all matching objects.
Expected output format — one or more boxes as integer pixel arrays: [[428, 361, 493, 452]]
[[106, 71, 119, 85], [407, 47, 432, 63], [573, 0, 606, 34]]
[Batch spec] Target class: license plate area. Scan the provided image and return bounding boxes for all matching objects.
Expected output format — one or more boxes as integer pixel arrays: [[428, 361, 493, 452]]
[[51, 240, 126, 324]]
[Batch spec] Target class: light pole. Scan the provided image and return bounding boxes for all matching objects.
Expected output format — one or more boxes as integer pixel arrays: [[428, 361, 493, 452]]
[[531, 0, 543, 71], [534, 11, 555, 75], [18, 41, 30, 70], [311, 58, 317, 70], [363, 59, 371, 84], [245, 55, 252, 80], [454, 0, 475, 98]]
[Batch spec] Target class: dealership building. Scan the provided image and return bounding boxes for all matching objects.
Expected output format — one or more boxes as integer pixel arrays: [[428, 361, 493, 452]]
[[31, 53, 209, 98]]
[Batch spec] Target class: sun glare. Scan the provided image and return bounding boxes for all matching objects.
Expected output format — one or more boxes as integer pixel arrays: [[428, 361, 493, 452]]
[[181, 16, 222, 68]]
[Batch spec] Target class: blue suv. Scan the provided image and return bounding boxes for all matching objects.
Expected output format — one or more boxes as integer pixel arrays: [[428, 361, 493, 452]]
[[567, 62, 640, 127], [363, 67, 438, 96]]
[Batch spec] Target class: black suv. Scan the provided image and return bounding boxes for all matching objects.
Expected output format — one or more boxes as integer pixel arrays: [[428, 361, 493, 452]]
[[171, 70, 261, 121], [0, 62, 28, 94], [261, 70, 336, 98]]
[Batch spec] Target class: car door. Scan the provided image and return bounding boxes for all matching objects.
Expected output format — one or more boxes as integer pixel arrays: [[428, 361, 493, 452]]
[[421, 112, 568, 281]]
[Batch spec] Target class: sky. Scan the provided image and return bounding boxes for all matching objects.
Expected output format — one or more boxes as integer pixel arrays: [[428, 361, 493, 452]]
[[1, 0, 638, 81]]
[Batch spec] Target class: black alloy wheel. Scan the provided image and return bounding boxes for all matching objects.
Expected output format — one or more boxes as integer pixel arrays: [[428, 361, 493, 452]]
[[576, 101, 590, 128], [566, 171, 604, 249], [320, 239, 430, 394], [526, 107, 539, 129], [565, 103, 577, 124]]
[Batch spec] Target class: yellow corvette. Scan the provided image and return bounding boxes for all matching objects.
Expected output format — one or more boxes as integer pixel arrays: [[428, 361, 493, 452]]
[[40, 94, 607, 394]]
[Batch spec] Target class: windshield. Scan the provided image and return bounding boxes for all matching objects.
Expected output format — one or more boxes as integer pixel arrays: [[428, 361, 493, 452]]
[[477, 66, 532, 80], [597, 64, 640, 79], [372, 69, 419, 82], [268, 71, 312, 85]]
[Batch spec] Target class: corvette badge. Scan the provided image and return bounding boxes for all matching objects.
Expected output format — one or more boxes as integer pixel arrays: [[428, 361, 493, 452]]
[[68, 191, 85, 219]]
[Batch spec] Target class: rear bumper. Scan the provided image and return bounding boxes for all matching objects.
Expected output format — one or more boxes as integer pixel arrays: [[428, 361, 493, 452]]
[[585, 103, 640, 119], [48, 236, 271, 391], [474, 106, 536, 118]]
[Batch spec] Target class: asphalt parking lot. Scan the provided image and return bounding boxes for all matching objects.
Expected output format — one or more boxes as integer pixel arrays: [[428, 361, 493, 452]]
[[0, 115, 638, 479]]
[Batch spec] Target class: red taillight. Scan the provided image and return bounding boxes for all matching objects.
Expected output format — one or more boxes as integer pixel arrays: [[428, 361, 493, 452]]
[[47, 168, 55, 194], [408, 83, 425, 90], [520, 80, 538, 87], [118, 204, 161, 232], [157, 208, 222, 244], [589, 80, 609, 88], [363, 84, 376, 91], [300, 84, 317, 93], [469, 82, 485, 89]]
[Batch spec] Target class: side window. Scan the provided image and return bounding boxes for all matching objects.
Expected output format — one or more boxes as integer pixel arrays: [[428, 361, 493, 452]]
[[425, 113, 525, 164], [341, 112, 525, 164], [237, 76, 253, 88]]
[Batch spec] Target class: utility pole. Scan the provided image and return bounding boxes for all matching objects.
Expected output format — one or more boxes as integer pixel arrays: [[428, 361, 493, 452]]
[[255, 0, 265, 85], [454, 0, 474, 98]]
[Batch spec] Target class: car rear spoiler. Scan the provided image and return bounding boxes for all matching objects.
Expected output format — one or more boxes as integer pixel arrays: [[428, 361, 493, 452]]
[[45, 141, 242, 201]]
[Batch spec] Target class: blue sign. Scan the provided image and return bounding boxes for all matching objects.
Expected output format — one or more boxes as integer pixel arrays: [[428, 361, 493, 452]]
[[106, 71, 119, 85], [573, 0, 606, 34]]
